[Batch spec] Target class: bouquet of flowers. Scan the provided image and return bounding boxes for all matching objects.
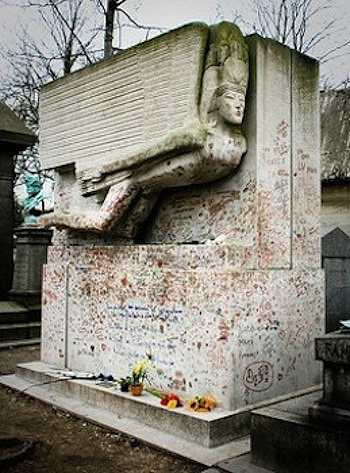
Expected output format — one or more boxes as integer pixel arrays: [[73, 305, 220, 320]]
[[187, 396, 216, 412], [131, 360, 148, 386], [160, 393, 183, 409]]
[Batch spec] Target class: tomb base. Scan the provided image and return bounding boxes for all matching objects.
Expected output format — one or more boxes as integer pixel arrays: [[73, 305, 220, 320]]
[[41, 245, 324, 413], [0, 361, 320, 462]]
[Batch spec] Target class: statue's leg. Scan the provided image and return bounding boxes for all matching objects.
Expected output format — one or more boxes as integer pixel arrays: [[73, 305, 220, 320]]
[[96, 180, 138, 232], [113, 190, 160, 238]]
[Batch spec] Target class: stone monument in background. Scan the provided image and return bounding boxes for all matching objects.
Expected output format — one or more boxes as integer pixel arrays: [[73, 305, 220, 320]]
[[0, 102, 51, 345], [38, 23, 324, 440], [0, 102, 35, 300], [10, 175, 52, 309]]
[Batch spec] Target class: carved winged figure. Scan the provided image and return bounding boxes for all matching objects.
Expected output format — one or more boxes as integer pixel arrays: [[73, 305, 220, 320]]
[[39, 22, 249, 238]]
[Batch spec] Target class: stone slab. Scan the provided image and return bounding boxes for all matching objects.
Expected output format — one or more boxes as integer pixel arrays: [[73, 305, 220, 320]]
[[322, 227, 350, 258], [216, 453, 273, 473], [315, 333, 350, 364], [12, 361, 250, 448], [10, 226, 52, 308], [0, 338, 40, 349], [250, 392, 350, 473], [309, 402, 350, 429], [0, 363, 251, 465], [323, 256, 350, 333]]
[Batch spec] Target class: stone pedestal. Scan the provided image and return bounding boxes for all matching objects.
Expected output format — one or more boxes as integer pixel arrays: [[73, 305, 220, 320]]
[[309, 333, 350, 427], [10, 226, 52, 307]]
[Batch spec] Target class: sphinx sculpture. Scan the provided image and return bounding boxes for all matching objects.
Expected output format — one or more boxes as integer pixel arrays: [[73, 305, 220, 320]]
[[39, 23, 249, 237]]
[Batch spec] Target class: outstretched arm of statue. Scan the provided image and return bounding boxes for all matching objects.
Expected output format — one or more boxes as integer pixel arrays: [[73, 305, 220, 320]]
[[38, 149, 203, 233]]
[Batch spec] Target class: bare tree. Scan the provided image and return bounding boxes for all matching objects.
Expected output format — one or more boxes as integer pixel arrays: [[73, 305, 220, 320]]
[[94, 0, 163, 57], [249, 0, 350, 62], [1, 0, 102, 204], [1, 0, 164, 204]]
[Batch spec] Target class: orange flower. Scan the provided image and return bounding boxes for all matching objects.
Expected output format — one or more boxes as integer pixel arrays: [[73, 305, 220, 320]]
[[204, 397, 216, 411]]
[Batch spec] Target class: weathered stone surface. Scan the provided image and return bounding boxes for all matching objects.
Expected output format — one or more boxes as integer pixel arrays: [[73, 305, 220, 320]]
[[316, 333, 350, 364], [40, 33, 324, 419], [42, 245, 324, 411], [322, 227, 350, 258], [41, 264, 67, 367], [251, 397, 350, 473], [291, 49, 320, 269], [314, 334, 350, 409], [40, 23, 209, 172], [144, 35, 321, 273], [322, 228, 350, 332], [321, 89, 350, 182], [309, 403, 350, 429], [322, 361, 350, 408], [324, 258, 350, 333]]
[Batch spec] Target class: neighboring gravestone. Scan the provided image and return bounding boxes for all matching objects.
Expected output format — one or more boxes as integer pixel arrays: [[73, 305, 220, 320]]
[[0, 102, 35, 299], [10, 226, 52, 307], [247, 332, 350, 473], [38, 24, 324, 439], [311, 333, 350, 422], [322, 227, 350, 332], [10, 175, 52, 307]]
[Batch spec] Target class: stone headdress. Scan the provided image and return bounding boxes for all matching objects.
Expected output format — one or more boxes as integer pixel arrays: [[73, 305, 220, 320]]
[[200, 22, 249, 123]]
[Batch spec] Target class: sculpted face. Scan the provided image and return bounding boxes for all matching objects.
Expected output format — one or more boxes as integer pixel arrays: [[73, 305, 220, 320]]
[[26, 178, 42, 197], [217, 89, 245, 125]]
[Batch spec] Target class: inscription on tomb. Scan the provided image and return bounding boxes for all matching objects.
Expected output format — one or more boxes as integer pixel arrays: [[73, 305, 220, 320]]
[[107, 304, 183, 369]]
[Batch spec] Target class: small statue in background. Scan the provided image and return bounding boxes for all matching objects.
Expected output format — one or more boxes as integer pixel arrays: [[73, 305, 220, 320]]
[[23, 176, 44, 224]]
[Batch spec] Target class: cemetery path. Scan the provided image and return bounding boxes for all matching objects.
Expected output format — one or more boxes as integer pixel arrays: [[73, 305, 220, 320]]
[[0, 345, 204, 473]]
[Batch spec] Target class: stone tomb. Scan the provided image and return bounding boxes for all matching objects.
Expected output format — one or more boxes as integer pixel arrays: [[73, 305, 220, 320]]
[[247, 333, 350, 473], [37, 24, 323, 445]]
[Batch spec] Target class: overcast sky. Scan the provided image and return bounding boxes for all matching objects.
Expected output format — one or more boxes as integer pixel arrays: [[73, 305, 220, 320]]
[[0, 0, 349, 85]]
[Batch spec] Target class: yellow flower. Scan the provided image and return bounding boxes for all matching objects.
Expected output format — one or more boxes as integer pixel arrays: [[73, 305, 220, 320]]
[[167, 399, 177, 409], [187, 399, 199, 411], [186, 396, 216, 412]]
